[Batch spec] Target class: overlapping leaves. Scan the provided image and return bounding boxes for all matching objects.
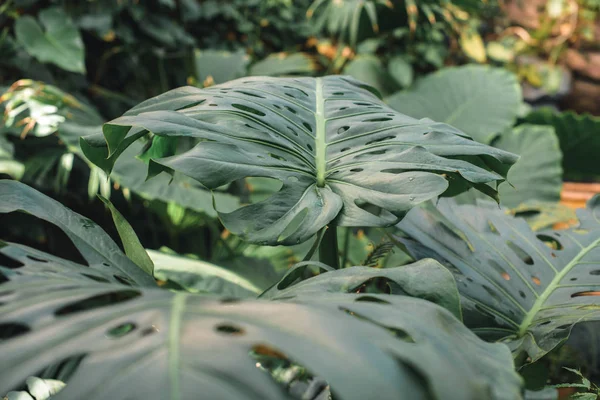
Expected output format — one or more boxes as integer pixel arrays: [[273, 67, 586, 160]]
[[397, 197, 600, 362], [81, 76, 517, 246], [0, 181, 523, 400]]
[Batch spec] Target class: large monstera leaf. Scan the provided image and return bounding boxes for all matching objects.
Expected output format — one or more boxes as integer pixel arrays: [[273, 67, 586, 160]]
[[0, 256, 523, 400], [81, 76, 517, 245], [397, 197, 600, 363]]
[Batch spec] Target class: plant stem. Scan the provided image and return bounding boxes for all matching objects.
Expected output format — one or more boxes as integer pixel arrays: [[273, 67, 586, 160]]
[[319, 225, 340, 269]]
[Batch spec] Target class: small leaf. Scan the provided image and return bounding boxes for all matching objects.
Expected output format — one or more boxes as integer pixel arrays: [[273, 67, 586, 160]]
[[98, 195, 154, 276]]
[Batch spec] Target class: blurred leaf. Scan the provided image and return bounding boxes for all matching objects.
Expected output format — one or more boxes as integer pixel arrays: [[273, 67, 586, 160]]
[[249, 52, 317, 76], [343, 55, 398, 96], [149, 248, 261, 297], [14, 7, 86, 73], [387, 66, 522, 144], [388, 55, 413, 88], [460, 31, 487, 63], [194, 49, 250, 85], [99, 195, 154, 276], [495, 125, 563, 208], [522, 108, 600, 180]]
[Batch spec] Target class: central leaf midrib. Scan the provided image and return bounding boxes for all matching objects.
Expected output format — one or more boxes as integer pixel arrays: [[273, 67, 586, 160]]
[[315, 78, 327, 187], [517, 236, 600, 336]]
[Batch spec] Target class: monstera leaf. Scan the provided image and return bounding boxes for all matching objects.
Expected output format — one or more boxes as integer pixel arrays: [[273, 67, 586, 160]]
[[0, 250, 523, 400], [259, 259, 462, 319], [81, 76, 517, 246], [397, 197, 600, 363]]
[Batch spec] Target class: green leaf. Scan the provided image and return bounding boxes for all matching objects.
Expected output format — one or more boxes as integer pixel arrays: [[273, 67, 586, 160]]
[[149, 248, 262, 297], [249, 52, 317, 76], [0, 263, 523, 399], [397, 196, 600, 362], [343, 55, 399, 96], [388, 55, 414, 88], [495, 125, 562, 208], [0, 180, 155, 286], [14, 7, 86, 73], [386, 66, 522, 144], [261, 258, 462, 319], [194, 49, 250, 85], [521, 108, 600, 180], [82, 76, 517, 246], [98, 195, 154, 276]]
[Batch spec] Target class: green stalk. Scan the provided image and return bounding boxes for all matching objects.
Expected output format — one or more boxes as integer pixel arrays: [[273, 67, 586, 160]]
[[319, 225, 340, 269]]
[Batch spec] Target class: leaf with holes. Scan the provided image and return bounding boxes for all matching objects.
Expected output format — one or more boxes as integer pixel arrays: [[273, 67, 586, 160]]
[[0, 259, 522, 400], [260, 259, 462, 319], [0, 180, 155, 286], [396, 196, 600, 363], [81, 76, 517, 246]]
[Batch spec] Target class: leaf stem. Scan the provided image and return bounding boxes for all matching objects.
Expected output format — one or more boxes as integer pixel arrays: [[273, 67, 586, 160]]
[[319, 225, 340, 269]]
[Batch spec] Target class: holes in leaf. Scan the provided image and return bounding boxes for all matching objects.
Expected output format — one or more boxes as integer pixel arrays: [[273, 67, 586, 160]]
[[302, 122, 313, 132], [215, 323, 245, 336], [114, 275, 133, 286], [107, 322, 136, 338], [364, 117, 393, 122], [482, 285, 503, 303], [590, 270, 600, 275], [355, 296, 391, 304], [536, 234, 563, 250], [209, 104, 217, 107], [0, 271, 8, 284], [102, 262, 110, 267], [360, 149, 387, 156], [285, 106, 297, 114], [365, 136, 395, 145], [333, 92, 345, 95], [0, 253, 24, 269], [232, 104, 266, 116], [55, 290, 140, 316], [571, 291, 600, 298], [220, 298, 241, 304], [519, 290, 527, 299], [337, 126, 350, 134], [353, 277, 395, 294], [141, 325, 160, 336], [81, 274, 111, 283], [268, 153, 286, 161], [26, 255, 48, 263], [538, 321, 551, 326], [306, 144, 313, 151], [287, 126, 298, 136], [340, 147, 351, 152], [234, 90, 265, 99], [570, 278, 578, 281], [506, 241, 534, 265], [0, 322, 30, 340], [350, 168, 364, 173], [284, 93, 296, 99], [387, 327, 415, 343], [339, 106, 348, 111], [557, 324, 572, 330], [273, 104, 282, 109], [175, 100, 205, 110], [354, 102, 371, 106]]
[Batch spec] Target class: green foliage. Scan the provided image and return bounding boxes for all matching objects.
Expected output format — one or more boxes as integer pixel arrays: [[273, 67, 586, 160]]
[[0, 183, 524, 399], [397, 196, 600, 363], [82, 76, 516, 245], [521, 108, 600, 181]]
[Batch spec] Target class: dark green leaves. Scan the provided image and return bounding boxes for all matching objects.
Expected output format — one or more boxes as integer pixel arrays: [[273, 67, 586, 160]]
[[82, 76, 517, 246], [397, 197, 600, 362], [14, 7, 86, 74], [0, 180, 155, 286]]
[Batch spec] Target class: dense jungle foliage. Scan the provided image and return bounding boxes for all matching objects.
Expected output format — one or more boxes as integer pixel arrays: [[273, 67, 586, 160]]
[[1, 1, 600, 399]]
